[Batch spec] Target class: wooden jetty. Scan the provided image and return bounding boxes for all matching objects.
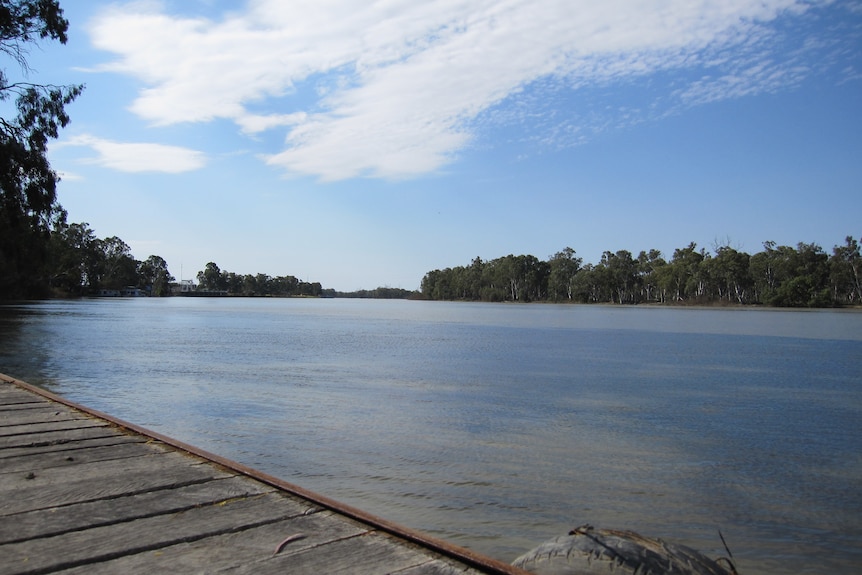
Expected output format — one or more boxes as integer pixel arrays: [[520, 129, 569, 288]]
[[0, 373, 529, 575]]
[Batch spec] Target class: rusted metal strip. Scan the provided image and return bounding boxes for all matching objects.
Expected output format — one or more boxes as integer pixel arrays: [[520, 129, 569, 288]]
[[0, 372, 530, 575]]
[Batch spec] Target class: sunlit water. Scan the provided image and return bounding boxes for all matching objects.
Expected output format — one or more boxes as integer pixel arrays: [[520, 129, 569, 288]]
[[1, 298, 860, 574]]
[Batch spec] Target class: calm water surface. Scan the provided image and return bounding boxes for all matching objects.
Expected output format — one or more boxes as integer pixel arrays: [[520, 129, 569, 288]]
[[1, 298, 860, 574]]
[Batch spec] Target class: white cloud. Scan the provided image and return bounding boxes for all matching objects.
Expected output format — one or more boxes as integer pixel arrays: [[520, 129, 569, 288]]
[[236, 112, 307, 134], [61, 134, 207, 173], [87, 0, 834, 180]]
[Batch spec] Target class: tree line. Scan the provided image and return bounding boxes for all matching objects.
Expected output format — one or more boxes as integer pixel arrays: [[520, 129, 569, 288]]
[[419, 237, 862, 307], [195, 262, 323, 297], [33, 213, 174, 297]]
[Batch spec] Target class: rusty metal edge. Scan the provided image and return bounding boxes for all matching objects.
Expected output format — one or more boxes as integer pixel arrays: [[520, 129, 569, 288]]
[[0, 372, 531, 575]]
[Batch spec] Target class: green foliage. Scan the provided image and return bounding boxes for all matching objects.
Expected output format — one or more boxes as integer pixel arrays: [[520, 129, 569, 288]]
[[138, 255, 172, 296], [194, 262, 322, 297], [830, 236, 862, 304], [548, 247, 582, 301], [0, 0, 84, 298], [420, 236, 861, 308], [335, 287, 415, 299], [750, 241, 831, 307], [419, 254, 551, 302], [44, 213, 175, 296]]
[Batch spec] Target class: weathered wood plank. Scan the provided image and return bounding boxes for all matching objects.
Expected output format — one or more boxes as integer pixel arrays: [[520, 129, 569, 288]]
[[397, 560, 486, 574], [220, 531, 447, 575], [0, 417, 106, 436], [0, 492, 308, 575], [52, 508, 369, 575], [0, 404, 89, 426], [0, 452, 235, 516], [0, 424, 123, 450], [0, 447, 186, 491], [0, 440, 164, 474], [0, 387, 51, 402], [0, 433, 144, 460], [0, 475, 276, 545], [0, 401, 54, 411]]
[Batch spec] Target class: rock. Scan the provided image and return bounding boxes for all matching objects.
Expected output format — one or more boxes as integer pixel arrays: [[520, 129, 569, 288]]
[[512, 524, 737, 575]]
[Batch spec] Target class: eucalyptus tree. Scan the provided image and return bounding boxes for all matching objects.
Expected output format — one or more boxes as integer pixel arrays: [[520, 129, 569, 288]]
[[137, 255, 173, 296], [830, 236, 862, 304], [548, 247, 582, 301], [706, 246, 752, 304], [47, 213, 98, 294], [572, 263, 611, 303], [0, 0, 83, 297], [637, 249, 665, 302], [197, 262, 227, 291], [750, 242, 829, 306], [494, 254, 548, 302], [465, 256, 485, 300], [660, 243, 706, 302], [601, 249, 639, 304], [97, 236, 138, 290]]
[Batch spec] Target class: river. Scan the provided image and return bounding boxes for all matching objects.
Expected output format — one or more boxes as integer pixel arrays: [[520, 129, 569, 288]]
[[1, 298, 860, 573]]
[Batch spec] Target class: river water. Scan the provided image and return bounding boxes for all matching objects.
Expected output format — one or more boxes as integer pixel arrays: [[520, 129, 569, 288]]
[[1, 298, 860, 573]]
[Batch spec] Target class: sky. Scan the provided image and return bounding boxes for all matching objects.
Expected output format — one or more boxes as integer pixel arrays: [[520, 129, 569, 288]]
[[15, 0, 862, 291]]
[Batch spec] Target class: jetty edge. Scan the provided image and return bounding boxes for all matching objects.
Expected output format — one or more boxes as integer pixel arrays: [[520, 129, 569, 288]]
[[0, 372, 531, 575]]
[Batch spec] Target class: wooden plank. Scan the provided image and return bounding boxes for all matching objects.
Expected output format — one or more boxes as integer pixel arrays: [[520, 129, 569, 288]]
[[0, 433, 144, 460], [0, 452, 235, 516], [0, 401, 54, 411], [0, 440, 163, 474], [0, 424, 124, 450], [0, 417, 107, 436], [0, 475, 276, 545], [0, 491, 309, 575], [0, 388, 51, 402], [0, 446, 187, 491], [397, 560, 487, 574], [0, 394, 49, 407], [51, 509, 489, 575], [53, 508, 370, 575], [0, 404, 90, 426], [220, 531, 454, 575]]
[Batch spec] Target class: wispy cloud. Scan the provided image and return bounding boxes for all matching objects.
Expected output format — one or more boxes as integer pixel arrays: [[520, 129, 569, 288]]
[[86, 0, 846, 180], [60, 134, 207, 173]]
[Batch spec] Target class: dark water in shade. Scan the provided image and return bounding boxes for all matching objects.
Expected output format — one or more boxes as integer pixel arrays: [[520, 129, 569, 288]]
[[1, 298, 860, 574]]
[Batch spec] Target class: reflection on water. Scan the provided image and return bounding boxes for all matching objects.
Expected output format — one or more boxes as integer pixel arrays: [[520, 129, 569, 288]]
[[1, 298, 860, 574]]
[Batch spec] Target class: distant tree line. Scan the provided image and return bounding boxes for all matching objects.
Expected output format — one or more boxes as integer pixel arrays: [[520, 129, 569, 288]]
[[334, 287, 416, 299], [45, 213, 174, 296], [420, 237, 862, 307], [195, 262, 323, 297]]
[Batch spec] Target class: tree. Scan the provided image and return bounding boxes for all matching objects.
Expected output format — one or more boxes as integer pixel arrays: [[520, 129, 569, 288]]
[[830, 236, 862, 305], [0, 0, 83, 298], [751, 241, 830, 306], [548, 247, 582, 301], [707, 246, 752, 304], [637, 249, 665, 302], [197, 262, 226, 291], [660, 243, 706, 302], [137, 255, 173, 296], [98, 236, 137, 290], [601, 249, 639, 304], [47, 211, 98, 294]]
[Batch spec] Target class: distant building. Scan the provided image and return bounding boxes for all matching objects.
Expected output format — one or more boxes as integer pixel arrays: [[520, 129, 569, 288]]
[[171, 280, 197, 294], [122, 287, 148, 297]]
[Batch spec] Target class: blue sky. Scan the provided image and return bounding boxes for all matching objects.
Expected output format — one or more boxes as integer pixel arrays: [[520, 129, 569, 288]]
[[19, 0, 862, 291]]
